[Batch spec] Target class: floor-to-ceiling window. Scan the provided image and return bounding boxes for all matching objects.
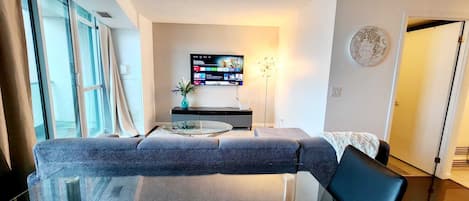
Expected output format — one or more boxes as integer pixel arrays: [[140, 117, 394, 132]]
[[22, 0, 105, 139], [21, 0, 48, 141], [39, 0, 81, 138]]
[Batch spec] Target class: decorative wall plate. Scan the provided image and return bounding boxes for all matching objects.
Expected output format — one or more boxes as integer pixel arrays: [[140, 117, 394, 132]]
[[350, 26, 389, 67]]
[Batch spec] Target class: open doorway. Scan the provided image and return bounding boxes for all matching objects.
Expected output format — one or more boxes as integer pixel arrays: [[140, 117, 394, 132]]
[[387, 18, 465, 180]]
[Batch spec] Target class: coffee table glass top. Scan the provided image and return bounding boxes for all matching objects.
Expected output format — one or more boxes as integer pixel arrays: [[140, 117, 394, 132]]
[[14, 171, 336, 201], [160, 120, 233, 136]]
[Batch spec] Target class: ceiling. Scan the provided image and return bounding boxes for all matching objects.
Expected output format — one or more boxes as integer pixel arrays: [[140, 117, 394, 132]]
[[131, 0, 310, 26], [72, 0, 310, 29], [75, 0, 134, 28]]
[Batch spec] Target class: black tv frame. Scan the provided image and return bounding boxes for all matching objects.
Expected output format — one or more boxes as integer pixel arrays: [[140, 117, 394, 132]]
[[190, 53, 244, 86]]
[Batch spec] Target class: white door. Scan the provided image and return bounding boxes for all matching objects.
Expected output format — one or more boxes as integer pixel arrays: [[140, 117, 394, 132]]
[[389, 22, 463, 174]]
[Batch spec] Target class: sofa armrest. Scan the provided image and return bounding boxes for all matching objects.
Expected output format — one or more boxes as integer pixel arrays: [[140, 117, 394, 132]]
[[298, 137, 338, 186], [27, 171, 40, 188]]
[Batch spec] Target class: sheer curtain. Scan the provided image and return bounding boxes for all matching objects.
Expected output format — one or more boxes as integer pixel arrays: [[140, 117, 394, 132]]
[[99, 24, 139, 136], [0, 0, 37, 197]]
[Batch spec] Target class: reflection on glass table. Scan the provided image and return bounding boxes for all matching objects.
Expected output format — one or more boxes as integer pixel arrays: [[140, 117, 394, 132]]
[[159, 120, 233, 137], [14, 172, 336, 201]]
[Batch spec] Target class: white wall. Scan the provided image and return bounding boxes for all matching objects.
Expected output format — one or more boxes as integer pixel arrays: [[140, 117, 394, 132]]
[[324, 0, 469, 140], [114, 0, 156, 134], [115, 0, 138, 28], [111, 28, 145, 134], [456, 91, 469, 147], [274, 0, 337, 135], [389, 23, 463, 174], [153, 23, 279, 125], [324, 0, 469, 178], [139, 14, 156, 133]]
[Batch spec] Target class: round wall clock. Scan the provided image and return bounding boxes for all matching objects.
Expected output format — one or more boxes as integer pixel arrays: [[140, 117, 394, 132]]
[[350, 26, 389, 67]]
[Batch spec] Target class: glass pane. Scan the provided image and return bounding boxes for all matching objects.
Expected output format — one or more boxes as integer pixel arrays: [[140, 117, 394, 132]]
[[75, 4, 92, 21], [84, 89, 104, 137], [77, 21, 100, 87], [75, 4, 105, 138], [22, 0, 47, 141], [40, 0, 80, 138]]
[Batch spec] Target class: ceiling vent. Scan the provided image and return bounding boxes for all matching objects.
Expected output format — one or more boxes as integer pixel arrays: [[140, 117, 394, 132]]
[[96, 11, 112, 18]]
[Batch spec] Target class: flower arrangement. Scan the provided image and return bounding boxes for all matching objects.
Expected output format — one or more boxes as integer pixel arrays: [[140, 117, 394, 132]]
[[172, 78, 195, 109], [172, 78, 195, 96]]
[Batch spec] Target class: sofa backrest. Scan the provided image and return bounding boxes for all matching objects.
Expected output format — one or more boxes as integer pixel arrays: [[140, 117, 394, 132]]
[[219, 137, 299, 174], [32, 136, 309, 180], [33, 138, 143, 179], [136, 137, 222, 175]]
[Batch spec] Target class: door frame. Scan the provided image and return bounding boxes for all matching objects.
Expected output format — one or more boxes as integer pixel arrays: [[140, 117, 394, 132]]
[[68, 0, 88, 137], [69, 0, 106, 137], [384, 13, 469, 179], [28, 0, 61, 139]]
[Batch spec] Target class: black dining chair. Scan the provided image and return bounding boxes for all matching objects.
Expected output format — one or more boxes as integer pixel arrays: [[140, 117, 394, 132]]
[[327, 145, 407, 201]]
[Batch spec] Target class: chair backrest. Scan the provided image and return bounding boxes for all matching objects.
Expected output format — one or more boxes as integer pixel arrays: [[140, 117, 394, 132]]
[[327, 145, 407, 201], [376, 140, 390, 165]]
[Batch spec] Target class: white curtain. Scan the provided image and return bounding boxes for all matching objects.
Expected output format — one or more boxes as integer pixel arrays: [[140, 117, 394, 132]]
[[99, 24, 139, 136], [0, 0, 37, 196]]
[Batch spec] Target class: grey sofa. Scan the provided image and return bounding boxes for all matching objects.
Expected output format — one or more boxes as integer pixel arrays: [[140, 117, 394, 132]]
[[28, 129, 389, 187]]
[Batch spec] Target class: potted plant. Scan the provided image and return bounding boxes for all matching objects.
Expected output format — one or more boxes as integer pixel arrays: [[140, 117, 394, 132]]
[[172, 78, 195, 109]]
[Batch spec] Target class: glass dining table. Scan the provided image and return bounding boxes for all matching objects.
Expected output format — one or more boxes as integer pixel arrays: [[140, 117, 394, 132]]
[[12, 171, 336, 201]]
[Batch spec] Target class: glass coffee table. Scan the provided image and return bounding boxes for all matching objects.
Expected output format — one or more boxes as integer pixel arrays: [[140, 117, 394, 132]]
[[159, 120, 233, 137], [13, 171, 336, 201]]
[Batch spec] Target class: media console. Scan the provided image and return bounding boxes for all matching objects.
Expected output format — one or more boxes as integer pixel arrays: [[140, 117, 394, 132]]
[[171, 107, 253, 130]]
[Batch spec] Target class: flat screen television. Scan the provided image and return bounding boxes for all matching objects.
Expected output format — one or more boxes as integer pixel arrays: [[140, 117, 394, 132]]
[[190, 54, 244, 86]]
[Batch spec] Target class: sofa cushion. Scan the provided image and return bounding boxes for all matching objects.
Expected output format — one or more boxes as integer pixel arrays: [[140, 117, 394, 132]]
[[138, 137, 219, 150], [135, 137, 222, 174], [298, 137, 338, 186], [219, 137, 299, 173], [254, 128, 310, 139]]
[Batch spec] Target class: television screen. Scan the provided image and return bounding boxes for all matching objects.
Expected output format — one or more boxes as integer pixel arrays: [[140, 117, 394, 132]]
[[190, 54, 244, 86]]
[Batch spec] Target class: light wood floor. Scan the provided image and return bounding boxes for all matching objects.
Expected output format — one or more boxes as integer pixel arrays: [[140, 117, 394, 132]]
[[451, 167, 469, 188], [387, 156, 469, 201], [387, 156, 430, 177]]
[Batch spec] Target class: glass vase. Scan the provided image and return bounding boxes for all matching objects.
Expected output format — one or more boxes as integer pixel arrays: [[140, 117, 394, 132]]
[[181, 95, 189, 109]]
